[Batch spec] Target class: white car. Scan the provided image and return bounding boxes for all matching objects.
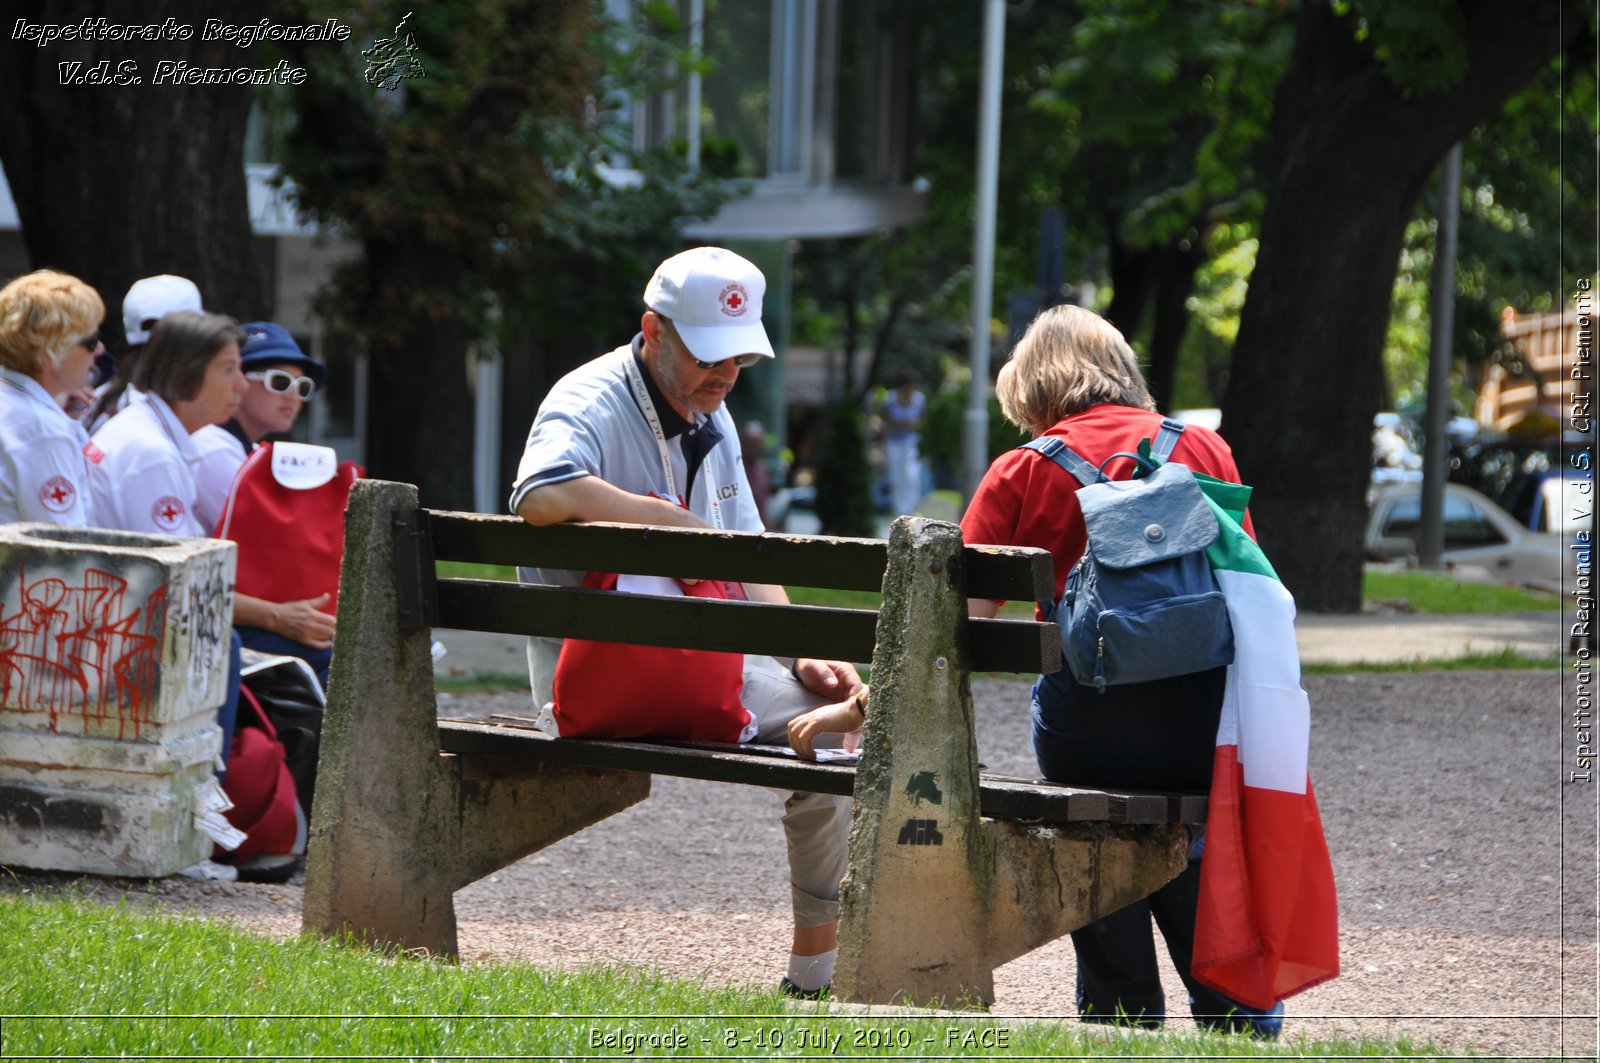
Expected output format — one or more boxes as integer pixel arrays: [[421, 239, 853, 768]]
[[1365, 481, 1576, 593]]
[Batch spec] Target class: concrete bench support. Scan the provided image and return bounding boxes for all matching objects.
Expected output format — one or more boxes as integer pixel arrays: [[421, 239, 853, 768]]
[[834, 518, 1188, 1007], [301, 481, 647, 957]]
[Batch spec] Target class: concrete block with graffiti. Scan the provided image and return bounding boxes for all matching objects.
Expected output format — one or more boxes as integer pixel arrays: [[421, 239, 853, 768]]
[[0, 522, 236, 876]]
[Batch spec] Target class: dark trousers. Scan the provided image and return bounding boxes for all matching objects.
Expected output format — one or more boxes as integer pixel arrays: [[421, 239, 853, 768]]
[[1070, 856, 1283, 1035], [1032, 668, 1282, 1037], [217, 629, 241, 779]]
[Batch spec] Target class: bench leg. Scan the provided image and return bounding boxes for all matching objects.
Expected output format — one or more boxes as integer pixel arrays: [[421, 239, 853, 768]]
[[301, 480, 648, 957], [979, 819, 1189, 971], [834, 517, 1186, 1007]]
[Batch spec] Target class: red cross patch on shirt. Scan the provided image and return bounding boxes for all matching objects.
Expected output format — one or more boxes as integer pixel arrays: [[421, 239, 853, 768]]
[[38, 476, 75, 514], [151, 495, 185, 532]]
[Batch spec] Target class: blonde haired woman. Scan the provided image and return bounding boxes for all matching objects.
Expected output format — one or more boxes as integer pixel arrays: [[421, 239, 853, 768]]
[[0, 269, 105, 525], [960, 305, 1282, 1037]]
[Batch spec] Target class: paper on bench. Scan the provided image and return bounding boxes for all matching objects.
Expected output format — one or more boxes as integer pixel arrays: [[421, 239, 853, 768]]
[[617, 573, 681, 596]]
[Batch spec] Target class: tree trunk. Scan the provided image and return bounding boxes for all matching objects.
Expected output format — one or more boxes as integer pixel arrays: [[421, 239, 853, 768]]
[[1103, 227, 1154, 344], [0, 0, 273, 335], [1221, 0, 1576, 612], [1104, 228, 1208, 410], [1144, 231, 1208, 410], [362, 234, 475, 510]]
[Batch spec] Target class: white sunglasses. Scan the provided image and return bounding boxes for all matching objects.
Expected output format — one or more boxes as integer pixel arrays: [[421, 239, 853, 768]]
[[246, 369, 316, 399]]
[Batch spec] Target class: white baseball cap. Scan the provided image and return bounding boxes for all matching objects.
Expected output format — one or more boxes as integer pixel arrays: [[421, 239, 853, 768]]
[[643, 247, 774, 364], [122, 275, 202, 345]]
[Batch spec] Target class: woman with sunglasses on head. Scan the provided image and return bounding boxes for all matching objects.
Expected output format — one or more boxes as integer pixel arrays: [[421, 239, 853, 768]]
[[192, 324, 323, 530], [0, 269, 105, 526], [190, 323, 337, 684]]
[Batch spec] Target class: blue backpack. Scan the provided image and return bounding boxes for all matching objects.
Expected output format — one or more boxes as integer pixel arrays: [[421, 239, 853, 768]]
[[1021, 418, 1234, 691]]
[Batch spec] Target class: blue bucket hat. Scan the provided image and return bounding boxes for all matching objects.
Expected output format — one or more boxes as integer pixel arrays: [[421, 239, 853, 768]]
[[239, 322, 325, 388]]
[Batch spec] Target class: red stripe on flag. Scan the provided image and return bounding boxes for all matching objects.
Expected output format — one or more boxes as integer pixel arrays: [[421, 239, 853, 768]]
[[1193, 745, 1340, 1010]]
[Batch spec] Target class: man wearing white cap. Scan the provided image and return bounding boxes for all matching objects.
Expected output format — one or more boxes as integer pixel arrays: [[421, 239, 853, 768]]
[[511, 246, 860, 998]]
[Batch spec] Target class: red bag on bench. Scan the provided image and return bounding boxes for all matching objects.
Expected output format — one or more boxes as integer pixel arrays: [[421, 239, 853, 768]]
[[551, 572, 752, 742]]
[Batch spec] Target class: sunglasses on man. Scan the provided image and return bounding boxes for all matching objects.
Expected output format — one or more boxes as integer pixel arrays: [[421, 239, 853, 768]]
[[246, 369, 317, 399], [692, 352, 764, 370]]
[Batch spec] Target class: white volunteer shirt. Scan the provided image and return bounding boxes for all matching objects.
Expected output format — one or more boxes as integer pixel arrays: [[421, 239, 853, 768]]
[[510, 341, 761, 560], [84, 382, 144, 436], [88, 392, 206, 537], [191, 424, 249, 535], [0, 366, 95, 526]]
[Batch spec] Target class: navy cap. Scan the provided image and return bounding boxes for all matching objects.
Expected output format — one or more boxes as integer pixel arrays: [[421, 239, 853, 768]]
[[239, 322, 325, 388]]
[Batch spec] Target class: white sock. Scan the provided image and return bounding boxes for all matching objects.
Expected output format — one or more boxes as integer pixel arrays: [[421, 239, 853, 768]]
[[787, 948, 836, 991]]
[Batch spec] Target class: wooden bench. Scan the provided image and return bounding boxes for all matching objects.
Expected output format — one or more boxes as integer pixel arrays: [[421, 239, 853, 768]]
[[302, 479, 1202, 1007]]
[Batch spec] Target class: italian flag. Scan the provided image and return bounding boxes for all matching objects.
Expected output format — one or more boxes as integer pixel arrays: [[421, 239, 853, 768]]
[[1190, 477, 1341, 1009]]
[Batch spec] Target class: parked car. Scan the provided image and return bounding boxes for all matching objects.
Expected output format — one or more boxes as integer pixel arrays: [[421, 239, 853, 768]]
[[1365, 481, 1576, 593]]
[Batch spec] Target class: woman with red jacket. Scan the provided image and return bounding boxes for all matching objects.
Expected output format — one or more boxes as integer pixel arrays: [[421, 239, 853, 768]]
[[961, 305, 1282, 1038]]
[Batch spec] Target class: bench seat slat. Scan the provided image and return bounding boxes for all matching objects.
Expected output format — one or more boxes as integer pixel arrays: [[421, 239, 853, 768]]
[[436, 719, 1203, 825], [433, 578, 1060, 674], [423, 512, 1054, 602]]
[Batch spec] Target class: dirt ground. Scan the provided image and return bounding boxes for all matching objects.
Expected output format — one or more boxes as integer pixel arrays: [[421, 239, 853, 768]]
[[5, 670, 1596, 1059]]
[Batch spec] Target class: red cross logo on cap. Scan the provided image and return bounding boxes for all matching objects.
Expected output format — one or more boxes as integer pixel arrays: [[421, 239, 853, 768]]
[[39, 476, 75, 513], [719, 283, 749, 318], [152, 495, 185, 531]]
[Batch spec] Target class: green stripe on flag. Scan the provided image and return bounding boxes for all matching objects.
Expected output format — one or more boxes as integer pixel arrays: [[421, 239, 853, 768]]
[[1192, 472, 1251, 525], [1200, 493, 1279, 580]]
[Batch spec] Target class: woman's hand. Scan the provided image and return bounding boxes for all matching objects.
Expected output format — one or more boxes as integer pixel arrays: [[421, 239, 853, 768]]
[[273, 593, 337, 648], [57, 385, 95, 419]]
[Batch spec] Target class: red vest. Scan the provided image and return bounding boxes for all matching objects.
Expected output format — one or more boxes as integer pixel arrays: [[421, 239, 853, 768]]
[[214, 442, 362, 613]]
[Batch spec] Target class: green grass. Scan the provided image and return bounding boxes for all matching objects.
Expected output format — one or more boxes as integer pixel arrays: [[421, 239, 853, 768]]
[[436, 672, 533, 694], [0, 893, 1440, 1059], [1361, 567, 1561, 613], [1301, 647, 1562, 674], [446, 559, 1559, 618], [437, 560, 518, 582]]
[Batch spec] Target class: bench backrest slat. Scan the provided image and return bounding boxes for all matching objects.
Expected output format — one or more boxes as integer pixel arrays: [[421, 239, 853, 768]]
[[423, 511, 1054, 602], [433, 578, 1061, 674]]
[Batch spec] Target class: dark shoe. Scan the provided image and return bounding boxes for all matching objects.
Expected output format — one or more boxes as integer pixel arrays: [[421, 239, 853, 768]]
[[234, 853, 300, 884], [779, 976, 829, 1000]]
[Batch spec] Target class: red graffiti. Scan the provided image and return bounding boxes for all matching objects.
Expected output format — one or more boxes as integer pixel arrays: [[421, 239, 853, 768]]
[[0, 566, 166, 738]]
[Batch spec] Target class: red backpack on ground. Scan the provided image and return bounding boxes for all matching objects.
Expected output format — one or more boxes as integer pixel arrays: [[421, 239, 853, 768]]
[[214, 441, 362, 612], [216, 685, 301, 864]]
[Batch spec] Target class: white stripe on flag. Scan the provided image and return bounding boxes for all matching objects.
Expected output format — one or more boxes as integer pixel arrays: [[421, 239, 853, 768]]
[[1216, 568, 1310, 794]]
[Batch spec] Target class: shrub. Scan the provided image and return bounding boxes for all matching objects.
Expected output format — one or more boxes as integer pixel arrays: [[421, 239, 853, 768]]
[[815, 397, 876, 536]]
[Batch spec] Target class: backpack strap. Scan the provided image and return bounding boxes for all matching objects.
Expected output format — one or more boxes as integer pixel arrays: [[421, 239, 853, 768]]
[[1149, 417, 1187, 463], [1019, 436, 1103, 487]]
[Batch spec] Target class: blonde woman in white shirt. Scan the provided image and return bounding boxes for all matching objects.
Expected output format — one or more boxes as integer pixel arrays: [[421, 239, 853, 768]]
[[0, 269, 105, 527]]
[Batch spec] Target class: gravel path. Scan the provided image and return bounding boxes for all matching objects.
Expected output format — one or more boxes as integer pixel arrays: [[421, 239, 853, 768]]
[[5, 671, 1595, 1058]]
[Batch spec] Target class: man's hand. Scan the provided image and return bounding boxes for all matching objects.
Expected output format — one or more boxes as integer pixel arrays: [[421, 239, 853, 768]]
[[787, 693, 865, 760], [792, 657, 862, 700]]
